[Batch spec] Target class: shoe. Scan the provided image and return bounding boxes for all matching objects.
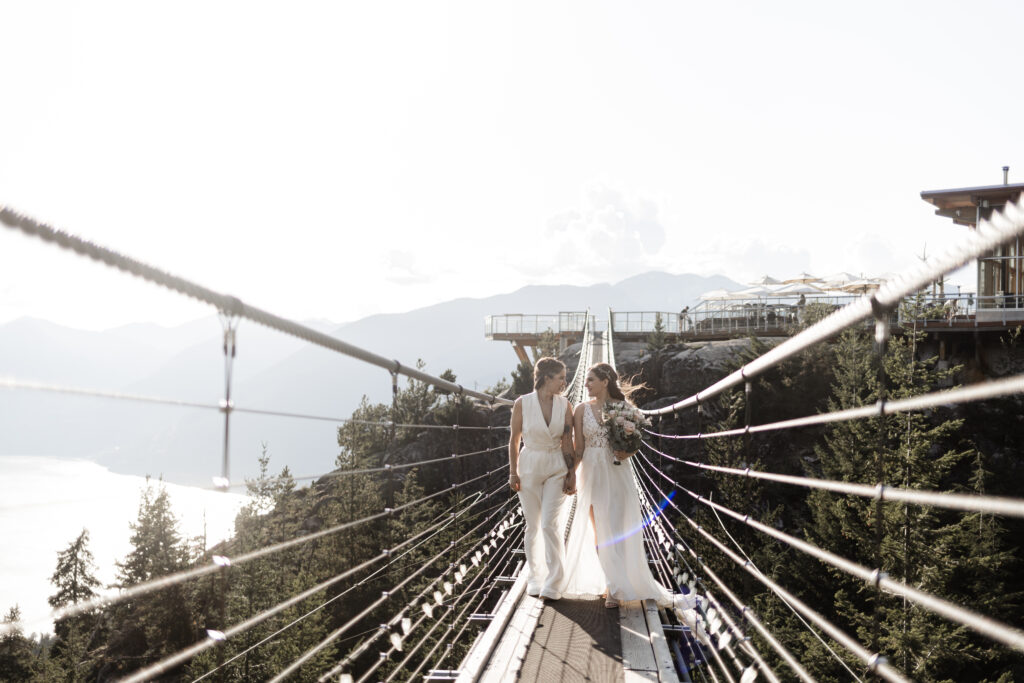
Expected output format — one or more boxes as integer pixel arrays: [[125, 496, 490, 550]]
[[604, 596, 618, 609], [526, 586, 541, 597], [539, 589, 562, 601]]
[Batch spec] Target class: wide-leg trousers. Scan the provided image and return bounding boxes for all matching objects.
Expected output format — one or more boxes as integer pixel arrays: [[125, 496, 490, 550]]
[[516, 446, 568, 598]]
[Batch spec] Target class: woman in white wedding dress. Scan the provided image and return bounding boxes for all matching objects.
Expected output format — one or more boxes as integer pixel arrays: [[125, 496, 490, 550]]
[[561, 362, 675, 609]]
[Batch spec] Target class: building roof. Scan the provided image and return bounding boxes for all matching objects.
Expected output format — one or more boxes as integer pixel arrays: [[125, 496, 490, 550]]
[[920, 182, 1024, 227]]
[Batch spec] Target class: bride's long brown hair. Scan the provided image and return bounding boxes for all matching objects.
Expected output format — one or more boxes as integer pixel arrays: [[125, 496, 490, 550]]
[[588, 363, 643, 403]]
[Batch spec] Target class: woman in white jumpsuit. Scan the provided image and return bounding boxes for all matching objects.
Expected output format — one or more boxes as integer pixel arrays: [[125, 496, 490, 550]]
[[508, 357, 575, 600]]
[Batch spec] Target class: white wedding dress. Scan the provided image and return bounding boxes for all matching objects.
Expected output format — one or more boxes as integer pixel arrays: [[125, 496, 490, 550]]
[[560, 403, 674, 607]]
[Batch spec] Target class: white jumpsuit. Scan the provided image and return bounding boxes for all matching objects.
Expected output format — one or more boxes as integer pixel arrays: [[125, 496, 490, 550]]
[[516, 391, 569, 598]]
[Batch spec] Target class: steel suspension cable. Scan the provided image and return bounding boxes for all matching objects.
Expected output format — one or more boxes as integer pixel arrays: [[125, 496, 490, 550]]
[[639, 436, 1024, 519], [407, 525, 525, 682], [377, 525, 527, 683], [0, 206, 512, 407], [351, 518, 524, 683], [706, 494, 863, 681], [632, 469, 786, 683], [633, 457, 897, 682], [4, 464, 507, 638], [638, 195, 1024, 418], [271, 506, 522, 682], [635, 450, 1024, 655], [187, 486, 511, 682], [125, 479, 510, 683], [641, 370, 1024, 445]]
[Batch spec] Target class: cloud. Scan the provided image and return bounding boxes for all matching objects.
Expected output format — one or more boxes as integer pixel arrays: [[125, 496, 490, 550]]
[[383, 249, 433, 286], [516, 185, 669, 281]]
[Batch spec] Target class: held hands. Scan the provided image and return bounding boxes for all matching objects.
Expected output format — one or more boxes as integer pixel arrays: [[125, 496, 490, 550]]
[[562, 470, 577, 495]]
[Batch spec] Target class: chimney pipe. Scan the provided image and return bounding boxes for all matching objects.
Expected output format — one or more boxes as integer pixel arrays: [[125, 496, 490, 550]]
[[1003, 166, 1009, 185]]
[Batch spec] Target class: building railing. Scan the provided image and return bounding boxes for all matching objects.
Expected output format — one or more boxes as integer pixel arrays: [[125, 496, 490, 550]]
[[484, 294, 1024, 342]]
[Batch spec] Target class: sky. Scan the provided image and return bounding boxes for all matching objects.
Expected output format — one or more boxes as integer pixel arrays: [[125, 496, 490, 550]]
[[2, 0, 1022, 331]]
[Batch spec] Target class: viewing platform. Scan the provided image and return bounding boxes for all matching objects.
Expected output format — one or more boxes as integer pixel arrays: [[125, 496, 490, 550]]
[[486, 297, 1024, 364]]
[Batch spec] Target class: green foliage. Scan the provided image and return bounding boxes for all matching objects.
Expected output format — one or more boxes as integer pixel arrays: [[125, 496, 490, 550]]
[[647, 312, 668, 352], [535, 328, 559, 359], [48, 529, 102, 682], [510, 360, 534, 396]]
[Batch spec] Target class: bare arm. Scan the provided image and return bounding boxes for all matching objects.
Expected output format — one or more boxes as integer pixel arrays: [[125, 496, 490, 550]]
[[561, 402, 575, 470], [508, 399, 523, 491], [573, 404, 586, 462]]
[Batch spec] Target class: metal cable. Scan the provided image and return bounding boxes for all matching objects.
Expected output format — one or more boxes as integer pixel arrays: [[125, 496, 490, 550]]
[[187, 488, 511, 682], [380, 527, 526, 683], [405, 526, 524, 682], [0, 375, 508, 436], [4, 464, 507, 637], [271, 506, 522, 682], [632, 465, 792, 683], [352, 519, 523, 683], [0, 206, 513, 407], [641, 371, 1024, 444], [707, 495, 863, 681], [633, 458, 902, 682], [640, 437, 1024, 519], [640, 194, 1024, 417], [636, 450, 1024, 655], [125, 481, 510, 682]]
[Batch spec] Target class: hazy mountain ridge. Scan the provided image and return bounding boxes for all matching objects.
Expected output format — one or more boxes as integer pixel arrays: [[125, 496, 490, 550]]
[[0, 272, 739, 483]]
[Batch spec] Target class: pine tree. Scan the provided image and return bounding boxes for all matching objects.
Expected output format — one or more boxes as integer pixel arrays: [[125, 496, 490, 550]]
[[801, 323, 1020, 680], [647, 312, 668, 352], [48, 529, 102, 682], [103, 479, 194, 679], [0, 606, 35, 682]]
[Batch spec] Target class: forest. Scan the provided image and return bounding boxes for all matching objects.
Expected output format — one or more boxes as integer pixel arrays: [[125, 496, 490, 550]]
[[2, 313, 1023, 682]]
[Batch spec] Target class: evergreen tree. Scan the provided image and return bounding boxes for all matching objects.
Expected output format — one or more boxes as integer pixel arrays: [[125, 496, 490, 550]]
[[103, 479, 194, 679], [510, 360, 534, 396], [647, 312, 668, 352], [48, 529, 102, 682], [535, 328, 559, 359], [0, 606, 35, 682], [801, 323, 1020, 680]]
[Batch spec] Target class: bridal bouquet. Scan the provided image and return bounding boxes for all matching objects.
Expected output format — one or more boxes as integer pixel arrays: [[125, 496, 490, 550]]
[[600, 401, 651, 465]]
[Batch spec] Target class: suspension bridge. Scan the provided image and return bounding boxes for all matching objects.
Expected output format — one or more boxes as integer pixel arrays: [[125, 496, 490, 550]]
[[2, 194, 1024, 682]]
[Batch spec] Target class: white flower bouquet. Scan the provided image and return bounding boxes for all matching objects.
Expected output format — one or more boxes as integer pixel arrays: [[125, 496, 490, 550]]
[[600, 400, 651, 464]]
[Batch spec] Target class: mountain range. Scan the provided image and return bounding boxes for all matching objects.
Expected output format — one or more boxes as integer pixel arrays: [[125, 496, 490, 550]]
[[0, 271, 739, 484]]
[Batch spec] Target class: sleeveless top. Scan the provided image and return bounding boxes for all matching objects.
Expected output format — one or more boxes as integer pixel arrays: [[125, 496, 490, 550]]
[[582, 403, 610, 449], [521, 391, 568, 452]]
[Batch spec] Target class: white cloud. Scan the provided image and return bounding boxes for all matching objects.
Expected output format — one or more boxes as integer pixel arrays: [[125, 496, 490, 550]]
[[515, 185, 669, 281]]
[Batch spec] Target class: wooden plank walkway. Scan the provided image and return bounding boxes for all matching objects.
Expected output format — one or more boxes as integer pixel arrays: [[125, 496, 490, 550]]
[[467, 596, 679, 683]]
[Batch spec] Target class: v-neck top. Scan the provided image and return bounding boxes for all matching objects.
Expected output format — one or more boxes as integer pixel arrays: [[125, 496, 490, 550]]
[[521, 391, 567, 453]]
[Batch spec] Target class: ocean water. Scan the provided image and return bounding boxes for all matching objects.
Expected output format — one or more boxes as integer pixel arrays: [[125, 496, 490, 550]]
[[0, 456, 247, 636]]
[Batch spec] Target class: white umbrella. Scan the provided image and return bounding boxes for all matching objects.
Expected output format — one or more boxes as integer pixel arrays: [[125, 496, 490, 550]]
[[773, 282, 824, 296], [748, 275, 782, 285], [841, 279, 881, 294], [699, 289, 733, 301], [783, 272, 821, 284], [730, 285, 774, 298], [818, 271, 859, 287]]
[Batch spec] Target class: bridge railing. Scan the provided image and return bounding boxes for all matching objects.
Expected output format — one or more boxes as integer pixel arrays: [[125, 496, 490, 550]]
[[0, 205, 525, 683], [620, 193, 1024, 682]]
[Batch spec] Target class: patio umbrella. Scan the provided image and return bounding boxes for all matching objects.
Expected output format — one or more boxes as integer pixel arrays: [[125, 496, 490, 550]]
[[748, 275, 782, 285], [841, 279, 881, 294], [731, 285, 774, 298], [699, 288, 733, 301], [773, 282, 824, 296], [783, 272, 821, 284], [818, 271, 859, 287]]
